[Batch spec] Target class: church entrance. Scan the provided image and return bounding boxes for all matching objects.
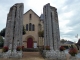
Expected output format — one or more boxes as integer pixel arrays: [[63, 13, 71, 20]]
[[27, 38, 33, 48]]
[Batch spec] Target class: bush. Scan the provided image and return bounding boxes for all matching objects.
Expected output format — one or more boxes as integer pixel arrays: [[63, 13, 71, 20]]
[[59, 46, 66, 51], [0, 36, 4, 47], [42, 46, 50, 50], [16, 46, 24, 51], [0, 42, 4, 47], [69, 48, 78, 56], [22, 46, 24, 50], [2, 46, 8, 52], [45, 46, 50, 50], [16, 46, 21, 51]]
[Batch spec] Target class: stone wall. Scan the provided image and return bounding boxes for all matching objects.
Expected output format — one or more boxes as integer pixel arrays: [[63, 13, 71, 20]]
[[3, 3, 24, 58], [43, 3, 60, 50]]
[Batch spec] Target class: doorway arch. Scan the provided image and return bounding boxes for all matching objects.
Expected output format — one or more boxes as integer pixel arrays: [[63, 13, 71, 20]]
[[27, 38, 33, 48]]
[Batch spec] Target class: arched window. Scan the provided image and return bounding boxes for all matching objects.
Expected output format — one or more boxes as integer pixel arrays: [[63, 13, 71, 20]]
[[32, 24, 35, 31], [29, 14, 32, 20], [26, 24, 28, 31], [29, 23, 32, 31]]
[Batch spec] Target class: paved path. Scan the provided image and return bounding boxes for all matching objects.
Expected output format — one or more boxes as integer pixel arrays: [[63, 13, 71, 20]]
[[21, 52, 44, 60]]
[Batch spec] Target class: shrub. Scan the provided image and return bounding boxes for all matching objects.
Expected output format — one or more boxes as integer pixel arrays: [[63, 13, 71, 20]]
[[0, 42, 4, 47], [69, 48, 78, 56], [46, 46, 50, 50], [43, 46, 50, 50], [2, 46, 8, 52], [16, 46, 21, 51], [0, 36, 4, 47], [16, 46, 24, 51], [22, 46, 24, 50], [59, 46, 66, 51]]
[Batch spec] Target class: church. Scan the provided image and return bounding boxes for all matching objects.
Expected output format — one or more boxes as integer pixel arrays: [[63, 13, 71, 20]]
[[22, 9, 44, 48]]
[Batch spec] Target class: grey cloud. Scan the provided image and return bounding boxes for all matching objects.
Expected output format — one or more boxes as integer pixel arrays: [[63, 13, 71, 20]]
[[67, 11, 80, 27], [58, 0, 80, 39], [62, 24, 80, 38], [0, 0, 80, 42]]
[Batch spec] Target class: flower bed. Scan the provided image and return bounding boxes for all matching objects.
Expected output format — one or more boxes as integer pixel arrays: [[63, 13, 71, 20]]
[[59, 46, 66, 51], [2, 46, 8, 52], [16, 46, 24, 51], [43, 46, 50, 50], [69, 48, 78, 56], [16, 46, 21, 51], [22, 46, 24, 50], [41, 46, 50, 50]]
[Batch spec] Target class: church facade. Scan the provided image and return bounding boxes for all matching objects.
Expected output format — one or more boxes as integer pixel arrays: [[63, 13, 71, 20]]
[[22, 9, 44, 48]]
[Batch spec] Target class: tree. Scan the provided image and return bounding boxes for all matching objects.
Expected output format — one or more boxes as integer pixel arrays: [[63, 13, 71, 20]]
[[38, 31, 42, 37], [0, 28, 5, 37], [60, 39, 67, 43], [38, 30, 44, 48], [75, 39, 80, 50], [23, 26, 26, 35], [0, 36, 4, 42], [0, 36, 4, 47], [77, 39, 80, 45], [38, 30, 44, 37], [0, 26, 26, 37]]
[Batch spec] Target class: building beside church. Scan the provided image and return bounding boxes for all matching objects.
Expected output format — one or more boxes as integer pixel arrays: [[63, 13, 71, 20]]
[[23, 9, 44, 48]]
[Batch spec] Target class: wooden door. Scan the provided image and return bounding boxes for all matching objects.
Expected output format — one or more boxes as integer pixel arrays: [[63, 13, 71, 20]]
[[27, 38, 33, 48]]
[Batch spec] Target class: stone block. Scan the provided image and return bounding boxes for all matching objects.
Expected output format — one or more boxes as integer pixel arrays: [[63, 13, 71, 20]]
[[43, 50, 67, 60]]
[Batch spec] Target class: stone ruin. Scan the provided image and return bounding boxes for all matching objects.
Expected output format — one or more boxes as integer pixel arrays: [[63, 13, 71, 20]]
[[43, 3, 66, 60], [0, 2, 78, 60], [2, 3, 24, 58], [43, 3, 60, 50]]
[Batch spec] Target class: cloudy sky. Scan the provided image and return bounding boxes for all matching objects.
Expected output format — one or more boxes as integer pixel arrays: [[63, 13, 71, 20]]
[[0, 0, 80, 42]]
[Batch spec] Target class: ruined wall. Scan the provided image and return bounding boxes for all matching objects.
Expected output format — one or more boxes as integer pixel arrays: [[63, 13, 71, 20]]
[[43, 3, 60, 50], [4, 3, 24, 51]]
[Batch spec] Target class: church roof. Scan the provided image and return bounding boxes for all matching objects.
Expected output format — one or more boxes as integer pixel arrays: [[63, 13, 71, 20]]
[[40, 14, 44, 20], [24, 9, 40, 18]]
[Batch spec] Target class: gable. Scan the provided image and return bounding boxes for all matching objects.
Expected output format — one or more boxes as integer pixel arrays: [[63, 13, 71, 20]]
[[24, 9, 40, 19], [23, 9, 41, 26]]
